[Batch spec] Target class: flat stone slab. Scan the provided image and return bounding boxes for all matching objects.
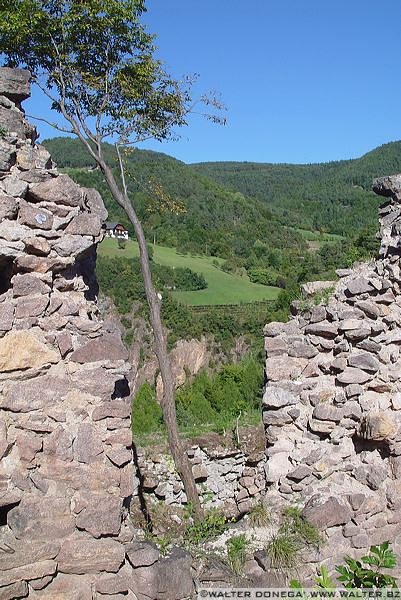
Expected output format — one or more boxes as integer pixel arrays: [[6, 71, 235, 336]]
[[263, 386, 297, 408], [265, 356, 307, 381], [28, 174, 83, 207], [302, 496, 352, 530], [70, 334, 128, 364], [336, 367, 372, 385], [0, 330, 58, 372], [57, 538, 125, 574]]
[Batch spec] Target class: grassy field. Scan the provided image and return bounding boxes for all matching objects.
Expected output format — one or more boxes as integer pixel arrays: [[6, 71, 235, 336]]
[[286, 227, 344, 252], [99, 238, 281, 306], [289, 227, 344, 242]]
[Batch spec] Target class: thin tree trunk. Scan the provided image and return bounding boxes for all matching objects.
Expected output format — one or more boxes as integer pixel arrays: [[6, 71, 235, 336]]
[[99, 161, 203, 520]]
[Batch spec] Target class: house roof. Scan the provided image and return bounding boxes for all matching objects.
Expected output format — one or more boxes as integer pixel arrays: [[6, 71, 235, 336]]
[[103, 222, 127, 230]]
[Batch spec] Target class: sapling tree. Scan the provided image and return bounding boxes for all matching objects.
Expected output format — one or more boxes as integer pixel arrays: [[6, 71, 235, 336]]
[[0, 0, 224, 519]]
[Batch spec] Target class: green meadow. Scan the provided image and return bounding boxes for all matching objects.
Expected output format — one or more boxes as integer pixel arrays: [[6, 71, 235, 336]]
[[288, 227, 344, 242], [99, 238, 280, 306]]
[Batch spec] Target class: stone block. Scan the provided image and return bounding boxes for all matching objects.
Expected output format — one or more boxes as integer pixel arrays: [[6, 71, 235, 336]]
[[264, 336, 287, 356], [52, 234, 93, 258], [0, 67, 30, 103], [74, 423, 103, 464], [0, 330, 58, 372], [358, 411, 396, 441], [265, 356, 307, 381], [0, 560, 56, 587], [288, 340, 318, 358], [263, 386, 297, 408], [0, 375, 73, 412], [24, 236, 51, 256], [302, 496, 352, 530], [336, 367, 372, 385], [8, 497, 75, 540], [304, 322, 338, 338], [12, 273, 50, 297], [70, 334, 128, 364], [18, 199, 54, 230], [74, 493, 122, 538], [312, 404, 343, 422], [156, 547, 194, 600], [348, 352, 380, 373], [0, 303, 14, 332], [0, 139, 16, 173], [126, 541, 160, 567], [57, 538, 125, 574], [95, 573, 129, 595], [65, 213, 102, 236], [28, 174, 83, 207], [345, 277, 374, 296], [15, 294, 49, 319], [0, 581, 28, 600], [92, 400, 130, 421]]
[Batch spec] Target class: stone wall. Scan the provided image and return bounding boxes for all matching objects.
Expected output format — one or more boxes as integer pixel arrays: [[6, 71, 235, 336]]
[[263, 174, 401, 575], [132, 426, 266, 516], [0, 67, 144, 599]]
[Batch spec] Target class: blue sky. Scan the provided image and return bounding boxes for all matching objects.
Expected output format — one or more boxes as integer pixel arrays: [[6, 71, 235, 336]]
[[26, 0, 401, 164]]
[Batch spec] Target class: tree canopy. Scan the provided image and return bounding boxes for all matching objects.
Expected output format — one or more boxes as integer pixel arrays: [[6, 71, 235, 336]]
[[1, 0, 196, 143]]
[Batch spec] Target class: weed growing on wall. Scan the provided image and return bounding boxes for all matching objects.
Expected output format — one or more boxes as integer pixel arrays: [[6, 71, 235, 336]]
[[226, 534, 248, 576], [290, 542, 398, 590]]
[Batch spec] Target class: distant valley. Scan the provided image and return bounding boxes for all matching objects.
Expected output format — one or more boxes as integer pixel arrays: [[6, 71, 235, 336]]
[[43, 138, 401, 316]]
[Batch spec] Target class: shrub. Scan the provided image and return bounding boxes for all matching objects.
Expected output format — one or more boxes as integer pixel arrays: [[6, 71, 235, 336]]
[[131, 383, 164, 435], [175, 357, 263, 436], [173, 267, 207, 291], [248, 266, 279, 286], [336, 542, 397, 589]]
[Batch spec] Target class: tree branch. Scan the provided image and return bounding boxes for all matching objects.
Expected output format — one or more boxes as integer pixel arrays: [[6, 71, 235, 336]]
[[25, 114, 74, 134]]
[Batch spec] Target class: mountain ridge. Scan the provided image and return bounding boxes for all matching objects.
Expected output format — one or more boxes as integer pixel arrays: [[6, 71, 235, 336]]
[[191, 140, 401, 236]]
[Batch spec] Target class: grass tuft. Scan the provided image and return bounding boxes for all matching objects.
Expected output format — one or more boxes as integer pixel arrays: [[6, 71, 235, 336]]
[[226, 534, 248, 576], [266, 533, 300, 570], [249, 501, 270, 528], [281, 506, 322, 548]]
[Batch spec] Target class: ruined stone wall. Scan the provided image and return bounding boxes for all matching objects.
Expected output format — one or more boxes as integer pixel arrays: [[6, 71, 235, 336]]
[[132, 426, 266, 516], [0, 67, 145, 599], [263, 174, 401, 575]]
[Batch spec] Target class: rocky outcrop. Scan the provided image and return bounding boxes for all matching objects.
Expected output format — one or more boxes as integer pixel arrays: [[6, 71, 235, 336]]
[[0, 68, 142, 599], [263, 173, 401, 576], [134, 337, 211, 398]]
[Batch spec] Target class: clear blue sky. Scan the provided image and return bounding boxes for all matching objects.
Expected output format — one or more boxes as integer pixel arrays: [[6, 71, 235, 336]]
[[26, 0, 401, 165]]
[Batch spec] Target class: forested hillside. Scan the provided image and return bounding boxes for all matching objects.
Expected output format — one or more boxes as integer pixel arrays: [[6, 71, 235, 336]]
[[44, 137, 298, 259], [43, 137, 391, 294], [192, 141, 401, 236]]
